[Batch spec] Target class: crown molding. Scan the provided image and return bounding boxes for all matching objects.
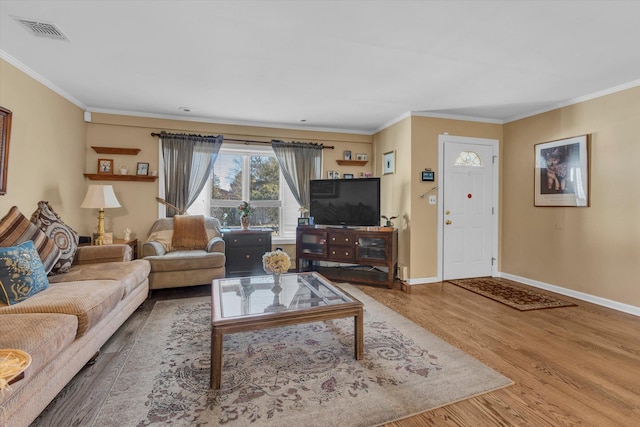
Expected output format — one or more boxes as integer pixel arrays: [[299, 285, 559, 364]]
[[87, 107, 372, 135], [504, 79, 640, 123], [410, 111, 503, 124], [1, 49, 87, 110]]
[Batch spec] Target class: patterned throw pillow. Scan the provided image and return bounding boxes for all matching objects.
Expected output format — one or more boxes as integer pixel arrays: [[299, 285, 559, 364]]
[[0, 240, 49, 305], [0, 206, 61, 274], [30, 201, 79, 274]]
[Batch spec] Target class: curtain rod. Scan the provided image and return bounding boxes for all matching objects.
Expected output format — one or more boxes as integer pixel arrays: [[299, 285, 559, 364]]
[[150, 132, 334, 149]]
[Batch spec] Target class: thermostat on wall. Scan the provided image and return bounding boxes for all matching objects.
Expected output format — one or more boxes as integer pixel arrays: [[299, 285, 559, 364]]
[[421, 171, 435, 181]]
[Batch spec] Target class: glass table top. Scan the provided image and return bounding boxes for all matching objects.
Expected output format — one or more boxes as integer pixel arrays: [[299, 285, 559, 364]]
[[212, 272, 354, 321]]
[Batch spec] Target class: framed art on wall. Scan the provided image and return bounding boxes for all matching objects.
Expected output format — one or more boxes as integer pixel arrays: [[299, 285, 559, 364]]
[[534, 135, 589, 207], [98, 159, 114, 174], [383, 151, 395, 175], [136, 162, 149, 176], [0, 107, 12, 195]]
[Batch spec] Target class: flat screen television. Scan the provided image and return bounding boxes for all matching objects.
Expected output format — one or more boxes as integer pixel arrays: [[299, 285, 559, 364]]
[[309, 178, 380, 226]]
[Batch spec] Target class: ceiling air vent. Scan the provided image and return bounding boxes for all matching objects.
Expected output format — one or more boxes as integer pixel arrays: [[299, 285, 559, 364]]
[[12, 16, 70, 41]]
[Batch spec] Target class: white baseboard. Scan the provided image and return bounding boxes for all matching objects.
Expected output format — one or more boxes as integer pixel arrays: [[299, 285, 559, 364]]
[[405, 276, 440, 285], [499, 272, 640, 317]]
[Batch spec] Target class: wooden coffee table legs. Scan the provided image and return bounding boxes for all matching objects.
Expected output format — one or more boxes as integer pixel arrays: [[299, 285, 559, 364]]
[[355, 307, 364, 360], [210, 329, 223, 390], [210, 308, 364, 390]]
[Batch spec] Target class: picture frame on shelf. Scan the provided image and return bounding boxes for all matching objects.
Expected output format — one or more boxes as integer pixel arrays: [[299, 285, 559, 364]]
[[297, 217, 310, 225], [534, 134, 590, 207], [343, 150, 352, 160], [383, 151, 395, 175], [0, 106, 12, 195], [327, 170, 334, 179], [356, 153, 364, 161], [97, 159, 114, 174], [136, 162, 149, 176], [362, 153, 368, 160], [344, 173, 354, 179]]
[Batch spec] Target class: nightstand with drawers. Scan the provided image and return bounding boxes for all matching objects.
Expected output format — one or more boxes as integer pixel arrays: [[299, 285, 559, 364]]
[[222, 229, 272, 277]]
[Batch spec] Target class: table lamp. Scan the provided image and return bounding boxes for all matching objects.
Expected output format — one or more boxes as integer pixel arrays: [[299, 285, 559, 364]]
[[80, 184, 121, 245]]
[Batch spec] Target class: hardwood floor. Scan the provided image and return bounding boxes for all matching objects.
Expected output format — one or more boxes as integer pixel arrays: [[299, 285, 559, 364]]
[[33, 281, 640, 426]]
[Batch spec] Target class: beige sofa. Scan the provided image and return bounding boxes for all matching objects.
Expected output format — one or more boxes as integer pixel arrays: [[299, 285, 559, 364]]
[[142, 216, 225, 290], [0, 244, 150, 427]]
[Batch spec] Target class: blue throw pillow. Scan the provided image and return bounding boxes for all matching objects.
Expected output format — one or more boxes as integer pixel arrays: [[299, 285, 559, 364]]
[[0, 240, 49, 305]]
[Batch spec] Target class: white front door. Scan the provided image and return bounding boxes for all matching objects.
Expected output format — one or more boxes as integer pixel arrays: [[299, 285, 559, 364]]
[[441, 138, 497, 280]]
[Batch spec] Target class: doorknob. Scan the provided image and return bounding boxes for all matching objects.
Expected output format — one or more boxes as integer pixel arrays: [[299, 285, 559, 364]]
[[445, 210, 450, 215], [445, 220, 452, 225]]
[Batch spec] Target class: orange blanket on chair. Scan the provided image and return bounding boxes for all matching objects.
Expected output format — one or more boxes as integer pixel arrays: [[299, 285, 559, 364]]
[[171, 215, 208, 250]]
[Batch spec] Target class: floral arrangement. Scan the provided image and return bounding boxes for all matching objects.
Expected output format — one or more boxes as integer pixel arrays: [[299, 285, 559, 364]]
[[238, 201, 253, 217], [262, 249, 291, 274]]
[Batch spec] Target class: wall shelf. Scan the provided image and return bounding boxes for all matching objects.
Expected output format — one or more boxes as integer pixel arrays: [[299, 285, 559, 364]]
[[336, 160, 368, 166], [91, 146, 141, 155], [83, 173, 157, 182]]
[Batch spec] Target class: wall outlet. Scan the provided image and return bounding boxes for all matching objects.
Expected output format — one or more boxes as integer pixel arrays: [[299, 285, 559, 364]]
[[428, 195, 437, 204]]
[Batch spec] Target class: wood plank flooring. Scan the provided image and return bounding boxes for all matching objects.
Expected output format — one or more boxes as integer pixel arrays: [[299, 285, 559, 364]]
[[32, 281, 640, 426]]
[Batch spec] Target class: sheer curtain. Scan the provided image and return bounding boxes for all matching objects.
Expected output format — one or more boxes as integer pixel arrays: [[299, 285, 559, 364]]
[[271, 140, 323, 217], [161, 131, 223, 217]]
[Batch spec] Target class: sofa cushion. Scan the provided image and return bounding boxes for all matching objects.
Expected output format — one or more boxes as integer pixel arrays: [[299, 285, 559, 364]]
[[0, 206, 61, 274], [30, 201, 79, 274], [0, 241, 49, 306], [48, 259, 151, 298], [0, 280, 124, 337], [0, 313, 78, 387], [145, 250, 226, 272]]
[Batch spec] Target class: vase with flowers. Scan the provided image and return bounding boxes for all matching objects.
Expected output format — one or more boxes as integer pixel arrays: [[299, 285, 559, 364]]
[[238, 201, 253, 230], [262, 249, 291, 288]]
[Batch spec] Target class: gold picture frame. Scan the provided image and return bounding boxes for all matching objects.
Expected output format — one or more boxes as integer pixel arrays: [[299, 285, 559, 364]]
[[0, 107, 12, 195], [383, 150, 395, 175]]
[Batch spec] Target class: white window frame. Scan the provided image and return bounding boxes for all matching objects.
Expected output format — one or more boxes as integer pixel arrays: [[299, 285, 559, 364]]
[[189, 143, 298, 244]]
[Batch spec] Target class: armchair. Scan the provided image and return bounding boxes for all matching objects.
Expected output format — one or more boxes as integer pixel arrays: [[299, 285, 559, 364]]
[[142, 216, 226, 290]]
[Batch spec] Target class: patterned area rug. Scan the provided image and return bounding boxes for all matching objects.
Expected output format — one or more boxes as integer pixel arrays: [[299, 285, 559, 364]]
[[448, 277, 577, 311], [93, 284, 512, 427]]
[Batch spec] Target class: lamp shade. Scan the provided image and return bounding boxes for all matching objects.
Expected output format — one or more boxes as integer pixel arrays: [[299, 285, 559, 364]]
[[80, 185, 121, 209]]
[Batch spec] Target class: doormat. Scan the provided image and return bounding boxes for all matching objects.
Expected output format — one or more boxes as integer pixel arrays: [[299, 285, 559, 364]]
[[448, 277, 577, 311]]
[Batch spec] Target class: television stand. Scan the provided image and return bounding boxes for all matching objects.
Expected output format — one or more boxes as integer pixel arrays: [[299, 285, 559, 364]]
[[296, 226, 398, 288]]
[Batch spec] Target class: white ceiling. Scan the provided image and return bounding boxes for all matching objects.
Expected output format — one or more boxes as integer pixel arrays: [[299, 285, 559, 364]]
[[1, 0, 640, 134]]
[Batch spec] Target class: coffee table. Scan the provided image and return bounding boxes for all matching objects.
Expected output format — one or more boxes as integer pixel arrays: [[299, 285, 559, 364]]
[[210, 272, 364, 389]]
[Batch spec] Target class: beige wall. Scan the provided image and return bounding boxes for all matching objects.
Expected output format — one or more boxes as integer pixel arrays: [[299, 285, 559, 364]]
[[502, 87, 640, 305], [85, 113, 373, 246], [374, 116, 502, 280], [372, 117, 412, 274], [3, 56, 638, 308], [0, 59, 86, 225]]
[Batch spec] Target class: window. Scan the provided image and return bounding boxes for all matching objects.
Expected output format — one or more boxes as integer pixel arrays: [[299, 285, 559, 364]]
[[454, 151, 483, 167], [188, 144, 299, 242]]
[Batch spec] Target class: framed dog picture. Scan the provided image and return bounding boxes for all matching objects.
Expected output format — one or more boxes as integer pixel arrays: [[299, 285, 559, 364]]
[[534, 135, 589, 207]]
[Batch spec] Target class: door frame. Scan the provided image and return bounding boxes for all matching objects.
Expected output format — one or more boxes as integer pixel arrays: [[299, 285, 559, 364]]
[[437, 134, 500, 281]]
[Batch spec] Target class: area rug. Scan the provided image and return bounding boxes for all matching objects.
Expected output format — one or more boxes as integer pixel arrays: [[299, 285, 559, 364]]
[[448, 277, 577, 311], [92, 284, 513, 427]]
